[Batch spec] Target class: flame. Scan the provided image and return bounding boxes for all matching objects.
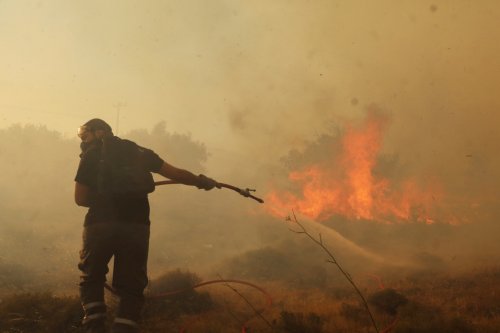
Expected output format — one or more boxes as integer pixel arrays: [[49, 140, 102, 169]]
[[267, 111, 445, 223]]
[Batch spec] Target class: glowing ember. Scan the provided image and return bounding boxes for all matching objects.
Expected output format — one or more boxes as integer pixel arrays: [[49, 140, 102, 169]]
[[267, 111, 444, 223]]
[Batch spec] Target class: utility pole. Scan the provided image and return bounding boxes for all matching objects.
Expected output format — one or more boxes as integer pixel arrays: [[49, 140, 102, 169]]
[[113, 102, 126, 135]]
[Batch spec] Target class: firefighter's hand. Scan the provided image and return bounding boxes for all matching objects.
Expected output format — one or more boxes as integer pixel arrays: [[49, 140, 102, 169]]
[[196, 174, 220, 191]]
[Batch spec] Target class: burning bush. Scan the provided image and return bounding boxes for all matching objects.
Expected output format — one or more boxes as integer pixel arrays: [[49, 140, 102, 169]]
[[267, 110, 445, 224]]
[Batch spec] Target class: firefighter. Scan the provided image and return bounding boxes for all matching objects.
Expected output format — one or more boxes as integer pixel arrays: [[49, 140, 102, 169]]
[[74, 118, 218, 333]]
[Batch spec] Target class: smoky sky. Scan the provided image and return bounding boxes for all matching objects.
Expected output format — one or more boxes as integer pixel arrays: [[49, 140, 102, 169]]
[[1, 1, 498, 160], [1, 1, 499, 223]]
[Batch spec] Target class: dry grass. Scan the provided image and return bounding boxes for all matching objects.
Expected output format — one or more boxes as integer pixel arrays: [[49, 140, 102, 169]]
[[0, 267, 498, 332]]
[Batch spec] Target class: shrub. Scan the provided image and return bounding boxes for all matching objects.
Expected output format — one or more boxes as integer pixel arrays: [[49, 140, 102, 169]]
[[222, 247, 293, 280], [220, 244, 331, 288], [368, 288, 408, 315], [144, 269, 213, 320], [279, 310, 324, 333], [395, 301, 475, 333], [339, 301, 370, 326]]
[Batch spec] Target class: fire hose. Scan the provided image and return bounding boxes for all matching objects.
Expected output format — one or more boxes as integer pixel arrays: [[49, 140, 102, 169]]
[[154, 180, 265, 204], [104, 279, 272, 332]]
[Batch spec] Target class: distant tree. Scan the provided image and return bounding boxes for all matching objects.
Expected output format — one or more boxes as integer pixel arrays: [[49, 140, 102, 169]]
[[0, 124, 77, 210], [0, 122, 209, 211], [126, 121, 208, 173]]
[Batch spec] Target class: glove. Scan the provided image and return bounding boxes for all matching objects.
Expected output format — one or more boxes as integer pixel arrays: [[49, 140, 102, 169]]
[[196, 174, 219, 191]]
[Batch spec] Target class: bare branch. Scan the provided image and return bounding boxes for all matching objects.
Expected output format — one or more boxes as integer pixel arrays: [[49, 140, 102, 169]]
[[287, 213, 380, 333], [217, 274, 274, 331]]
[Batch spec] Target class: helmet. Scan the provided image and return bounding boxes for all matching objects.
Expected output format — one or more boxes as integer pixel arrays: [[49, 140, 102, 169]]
[[78, 118, 113, 139]]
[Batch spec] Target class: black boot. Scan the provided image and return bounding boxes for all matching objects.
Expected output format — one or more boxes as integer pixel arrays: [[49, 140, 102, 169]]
[[82, 301, 108, 333], [82, 316, 107, 333], [111, 317, 140, 333]]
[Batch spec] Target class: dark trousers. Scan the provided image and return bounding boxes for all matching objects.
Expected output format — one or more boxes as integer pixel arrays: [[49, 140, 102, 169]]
[[79, 222, 150, 331]]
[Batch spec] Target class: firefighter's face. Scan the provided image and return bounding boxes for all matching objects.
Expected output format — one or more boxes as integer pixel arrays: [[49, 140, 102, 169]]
[[78, 125, 108, 145], [77, 126, 96, 143]]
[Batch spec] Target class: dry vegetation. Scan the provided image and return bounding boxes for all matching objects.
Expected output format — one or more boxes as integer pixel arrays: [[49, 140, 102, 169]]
[[0, 266, 498, 332]]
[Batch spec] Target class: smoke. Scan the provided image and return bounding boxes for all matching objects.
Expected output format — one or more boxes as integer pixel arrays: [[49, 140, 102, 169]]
[[0, 1, 499, 292], [2, 1, 499, 192], [201, 2, 500, 232]]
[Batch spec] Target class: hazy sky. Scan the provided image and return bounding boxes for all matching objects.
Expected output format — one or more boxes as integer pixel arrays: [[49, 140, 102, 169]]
[[1, 1, 499, 168]]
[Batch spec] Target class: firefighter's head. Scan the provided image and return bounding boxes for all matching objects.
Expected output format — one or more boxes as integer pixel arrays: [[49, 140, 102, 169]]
[[77, 118, 113, 143]]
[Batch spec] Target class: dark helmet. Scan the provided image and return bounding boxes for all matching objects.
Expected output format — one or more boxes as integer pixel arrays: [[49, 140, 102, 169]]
[[78, 118, 113, 138], [83, 118, 112, 132]]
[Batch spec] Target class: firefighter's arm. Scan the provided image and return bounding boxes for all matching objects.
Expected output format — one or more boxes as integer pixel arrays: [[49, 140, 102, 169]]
[[158, 162, 219, 190], [74, 181, 93, 207]]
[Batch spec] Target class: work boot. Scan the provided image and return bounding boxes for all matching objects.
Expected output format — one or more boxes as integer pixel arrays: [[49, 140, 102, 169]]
[[82, 317, 107, 333], [111, 318, 140, 333], [82, 301, 108, 333]]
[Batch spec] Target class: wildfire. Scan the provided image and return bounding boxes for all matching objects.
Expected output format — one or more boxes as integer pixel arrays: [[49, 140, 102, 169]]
[[267, 111, 444, 224]]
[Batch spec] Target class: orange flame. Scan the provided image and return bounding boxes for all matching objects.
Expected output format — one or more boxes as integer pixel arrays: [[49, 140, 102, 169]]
[[267, 112, 444, 223]]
